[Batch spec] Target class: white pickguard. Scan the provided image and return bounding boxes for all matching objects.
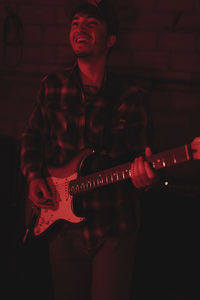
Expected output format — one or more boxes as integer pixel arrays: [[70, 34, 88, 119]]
[[33, 172, 85, 236]]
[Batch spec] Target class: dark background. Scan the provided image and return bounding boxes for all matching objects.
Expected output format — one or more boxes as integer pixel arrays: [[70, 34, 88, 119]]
[[1, 0, 200, 299]]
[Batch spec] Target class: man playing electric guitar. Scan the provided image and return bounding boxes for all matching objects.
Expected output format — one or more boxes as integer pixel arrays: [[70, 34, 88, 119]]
[[21, 1, 158, 300]]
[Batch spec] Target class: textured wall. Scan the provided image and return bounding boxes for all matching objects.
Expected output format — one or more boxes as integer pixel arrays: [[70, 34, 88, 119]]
[[1, 0, 200, 150], [1, 0, 200, 77]]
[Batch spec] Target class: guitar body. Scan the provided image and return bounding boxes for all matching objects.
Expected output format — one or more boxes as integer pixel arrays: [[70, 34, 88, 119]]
[[25, 136, 200, 239], [33, 149, 95, 236]]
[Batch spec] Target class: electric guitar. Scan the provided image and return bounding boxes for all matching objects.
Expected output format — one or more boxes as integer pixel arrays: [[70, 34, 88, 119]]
[[24, 137, 200, 240]]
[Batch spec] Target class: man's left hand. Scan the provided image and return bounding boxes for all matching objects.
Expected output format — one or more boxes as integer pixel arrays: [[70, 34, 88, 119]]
[[131, 147, 157, 189]]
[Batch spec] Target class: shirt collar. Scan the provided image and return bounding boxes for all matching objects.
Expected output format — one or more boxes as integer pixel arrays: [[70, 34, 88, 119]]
[[68, 61, 108, 91]]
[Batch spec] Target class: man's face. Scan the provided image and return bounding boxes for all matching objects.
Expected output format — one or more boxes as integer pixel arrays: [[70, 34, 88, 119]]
[[69, 12, 113, 58]]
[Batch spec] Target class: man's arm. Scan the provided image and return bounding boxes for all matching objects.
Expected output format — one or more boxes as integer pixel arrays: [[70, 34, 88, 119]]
[[20, 81, 56, 209], [20, 82, 46, 182], [125, 87, 158, 189]]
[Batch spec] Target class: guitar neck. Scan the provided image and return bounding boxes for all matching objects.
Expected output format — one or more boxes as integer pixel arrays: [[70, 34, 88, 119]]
[[149, 144, 191, 169], [68, 143, 191, 196]]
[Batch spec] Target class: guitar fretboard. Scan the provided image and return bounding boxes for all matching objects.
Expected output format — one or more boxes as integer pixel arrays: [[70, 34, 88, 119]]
[[149, 144, 190, 169], [68, 144, 191, 196]]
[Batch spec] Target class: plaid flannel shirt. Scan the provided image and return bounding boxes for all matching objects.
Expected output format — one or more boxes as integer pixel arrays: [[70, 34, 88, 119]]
[[21, 64, 153, 250]]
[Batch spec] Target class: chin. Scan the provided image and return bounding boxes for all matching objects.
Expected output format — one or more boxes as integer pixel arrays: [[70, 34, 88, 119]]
[[75, 51, 92, 58]]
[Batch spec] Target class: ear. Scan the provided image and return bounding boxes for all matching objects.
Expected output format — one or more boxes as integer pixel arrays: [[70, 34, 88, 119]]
[[107, 35, 116, 49]]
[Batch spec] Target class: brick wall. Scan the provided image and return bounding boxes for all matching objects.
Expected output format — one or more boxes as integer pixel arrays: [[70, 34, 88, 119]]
[[1, 0, 200, 153], [1, 2, 200, 297]]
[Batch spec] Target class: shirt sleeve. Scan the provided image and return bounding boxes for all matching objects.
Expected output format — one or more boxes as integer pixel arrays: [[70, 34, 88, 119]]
[[122, 86, 154, 157], [134, 86, 154, 151], [20, 81, 47, 183]]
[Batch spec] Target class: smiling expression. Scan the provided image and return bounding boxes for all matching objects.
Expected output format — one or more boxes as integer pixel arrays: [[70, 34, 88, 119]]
[[69, 13, 115, 58]]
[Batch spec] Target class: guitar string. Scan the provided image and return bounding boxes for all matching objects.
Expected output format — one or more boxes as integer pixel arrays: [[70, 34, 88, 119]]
[[48, 146, 187, 190], [48, 169, 129, 189], [50, 154, 181, 189], [49, 170, 130, 189]]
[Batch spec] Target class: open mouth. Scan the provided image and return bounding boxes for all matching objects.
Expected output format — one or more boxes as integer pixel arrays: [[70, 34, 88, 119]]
[[75, 35, 91, 43]]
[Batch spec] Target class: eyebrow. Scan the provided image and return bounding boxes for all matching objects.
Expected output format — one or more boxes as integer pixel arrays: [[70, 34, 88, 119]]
[[72, 14, 101, 21]]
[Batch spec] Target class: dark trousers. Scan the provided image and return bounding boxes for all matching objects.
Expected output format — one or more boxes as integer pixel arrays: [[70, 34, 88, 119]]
[[49, 226, 138, 300]]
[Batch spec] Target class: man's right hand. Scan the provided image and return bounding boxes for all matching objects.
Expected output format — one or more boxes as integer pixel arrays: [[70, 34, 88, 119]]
[[28, 178, 57, 209]]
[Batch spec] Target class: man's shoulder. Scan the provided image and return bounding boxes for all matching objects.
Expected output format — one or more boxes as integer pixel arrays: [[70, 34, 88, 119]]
[[123, 84, 147, 100], [121, 77, 146, 96], [40, 65, 75, 86], [109, 71, 147, 96], [118, 78, 148, 102]]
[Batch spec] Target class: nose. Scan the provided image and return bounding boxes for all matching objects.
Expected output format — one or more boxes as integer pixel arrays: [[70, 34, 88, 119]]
[[71, 20, 89, 35], [78, 22, 89, 34]]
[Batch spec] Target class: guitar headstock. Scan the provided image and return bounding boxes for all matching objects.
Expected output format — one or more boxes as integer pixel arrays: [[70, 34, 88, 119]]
[[191, 137, 200, 160]]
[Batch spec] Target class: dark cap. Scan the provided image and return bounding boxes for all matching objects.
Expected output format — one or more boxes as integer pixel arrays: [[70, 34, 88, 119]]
[[70, 0, 119, 36]]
